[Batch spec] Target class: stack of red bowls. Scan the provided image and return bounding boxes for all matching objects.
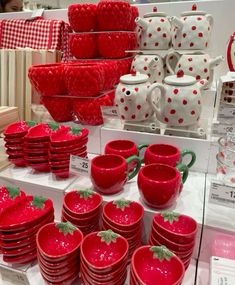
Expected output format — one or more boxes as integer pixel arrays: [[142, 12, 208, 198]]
[[102, 199, 144, 261], [36, 222, 83, 285], [0, 195, 54, 264], [49, 125, 89, 178], [62, 189, 102, 235], [149, 212, 198, 270], [130, 245, 185, 285], [80, 230, 129, 285], [3, 121, 37, 167]]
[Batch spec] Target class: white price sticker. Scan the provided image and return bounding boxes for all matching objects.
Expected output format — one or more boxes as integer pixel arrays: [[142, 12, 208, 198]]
[[209, 181, 235, 209], [0, 265, 29, 285], [218, 105, 235, 118], [210, 256, 235, 285], [101, 106, 118, 117], [69, 155, 90, 176]]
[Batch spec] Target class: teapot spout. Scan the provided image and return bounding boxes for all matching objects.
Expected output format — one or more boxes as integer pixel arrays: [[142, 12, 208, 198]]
[[149, 56, 160, 70], [170, 16, 184, 30], [135, 17, 148, 31], [209, 55, 224, 69]]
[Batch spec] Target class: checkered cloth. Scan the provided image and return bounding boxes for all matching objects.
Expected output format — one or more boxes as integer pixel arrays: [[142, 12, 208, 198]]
[[0, 18, 71, 60]]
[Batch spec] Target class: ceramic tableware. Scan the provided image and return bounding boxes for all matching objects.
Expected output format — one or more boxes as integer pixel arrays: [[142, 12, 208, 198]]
[[0, 186, 26, 213], [4, 121, 37, 138]]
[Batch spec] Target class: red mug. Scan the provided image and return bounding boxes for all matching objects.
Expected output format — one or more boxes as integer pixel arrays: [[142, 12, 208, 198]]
[[137, 163, 188, 209], [144, 144, 196, 168], [90, 154, 141, 195]]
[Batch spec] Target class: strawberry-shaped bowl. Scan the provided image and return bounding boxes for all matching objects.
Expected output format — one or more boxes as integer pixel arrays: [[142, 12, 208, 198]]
[[63, 189, 102, 218], [4, 121, 37, 138], [103, 199, 144, 231], [131, 245, 185, 285], [81, 230, 129, 274], [0, 196, 53, 232], [0, 186, 26, 213], [24, 122, 60, 142], [61, 207, 99, 226], [153, 212, 198, 244], [36, 222, 83, 262], [49, 140, 88, 154]]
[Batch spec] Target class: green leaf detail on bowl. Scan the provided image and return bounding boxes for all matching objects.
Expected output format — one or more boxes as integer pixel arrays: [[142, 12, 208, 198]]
[[71, 127, 81, 136], [25, 120, 37, 127], [47, 122, 60, 131], [97, 229, 119, 245], [161, 212, 179, 224], [56, 222, 77, 236], [76, 188, 94, 200], [6, 186, 20, 200], [113, 199, 131, 211], [31, 196, 47, 209], [150, 246, 174, 262]]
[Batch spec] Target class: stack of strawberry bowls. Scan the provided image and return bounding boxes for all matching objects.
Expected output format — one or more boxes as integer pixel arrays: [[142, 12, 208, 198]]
[[80, 230, 129, 285], [0, 195, 54, 265], [62, 189, 102, 235], [149, 212, 198, 270], [102, 199, 144, 261], [49, 125, 89, 178], [36, 222, 83, 285], [3, 121, 37, 167]]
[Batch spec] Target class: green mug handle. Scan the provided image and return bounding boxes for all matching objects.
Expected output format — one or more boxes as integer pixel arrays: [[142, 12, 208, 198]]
[[137, 144, 149, 163], [176, 163, 188, 184], [126, 155, 142, 180], [180, 150, 196, 168]]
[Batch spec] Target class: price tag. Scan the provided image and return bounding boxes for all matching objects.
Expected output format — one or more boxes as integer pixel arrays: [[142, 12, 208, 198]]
[[209, 180, 235, 209], [0, 265, 29, 285], [69, 155, 90, 176], [218, 105, 235, 118], [101, 106, 118, 117], [212, 123, 234, 136], [210, 256, 235, 285]]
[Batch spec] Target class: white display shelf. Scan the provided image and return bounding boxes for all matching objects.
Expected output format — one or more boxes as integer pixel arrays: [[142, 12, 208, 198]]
[[196, 261, 210, 285]]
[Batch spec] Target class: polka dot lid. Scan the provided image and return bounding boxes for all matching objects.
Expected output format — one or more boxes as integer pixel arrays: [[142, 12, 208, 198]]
[[181, 4, 206, 16], [164, 70, 196, 86], [120, 73, 149, 85], [144, 6, 167, 18]]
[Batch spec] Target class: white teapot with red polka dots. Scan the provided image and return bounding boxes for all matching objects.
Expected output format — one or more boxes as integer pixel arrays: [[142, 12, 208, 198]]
[[171, 4, 213, 50], [135, 7, 171, 50], [115, 73, 160, 122], [166, 51, 223, 88], [147, 70, 208, 127], [131, 54, 165, 84]]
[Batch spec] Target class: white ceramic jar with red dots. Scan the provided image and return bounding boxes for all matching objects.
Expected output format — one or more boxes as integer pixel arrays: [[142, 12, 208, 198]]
[[171, 10, 213, 50], [135, 12, 171, 50], [131, 54, 165, 84], [147, 71, 208, 127], [115, 73, 160, 122], [166, 51, 223, 88]]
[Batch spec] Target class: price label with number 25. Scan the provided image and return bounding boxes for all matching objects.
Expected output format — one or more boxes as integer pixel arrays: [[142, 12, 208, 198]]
[[69, 155, 91, 176]]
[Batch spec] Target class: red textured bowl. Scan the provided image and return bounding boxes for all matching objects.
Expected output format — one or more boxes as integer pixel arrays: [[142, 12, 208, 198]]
[[5, 144, 24, 151], [97, 0, 131, 31], [40, 265, 79, 284], [72, 90, 114, 125], [36, 222, 83, 261], [40, 269, 79, 285], [24, 141, 49, 149], [68, 4, 97, 32], [0, 186, 26, 213], [153, 213, 198, 244], [48, 148, 87, 161], [29, 162, 50, 172], [3, 248, 37, 264], [40, 96, 73, 123], [61, 208, 99, 226], [24, 155, 48, 163], [69, 33, 98, 59], [81, 231, 128, 273], [4, 121, 36, 138], [24, 148, 49, 156], [64, 190, 102, 218], [64, 63, 104, 97], [6, 150, 24, 157], [24, 123, 56, 142], [8, 157, 27, 167], [4, 137, 24, 145], [97, 32, 137, 59], [2, 241, 36, 257], [0, 234, 36, 250], [49, 160, 69, 169], [132, 245, 185, 285], [28, 63, 66, 96], [49, 140, 87, 153], [51, 169, 70, 179]]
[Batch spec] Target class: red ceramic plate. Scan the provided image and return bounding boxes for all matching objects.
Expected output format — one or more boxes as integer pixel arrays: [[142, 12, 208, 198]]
[[0, 196, 53, 231], [29, 162, 50, 172], [4, 137, 24, 145], [48, 147, 86, 161], [8, 157, 27, 167], [0, 186, 26, 213], [24, 141, 50, 149], [3, 248, 37, 264], [61, 208, 99, 226], [24, 155, 48, 163], [2, 241, 36, 256], [5, 144, 24, 151], [4, 121, 36, 138], [24, 147, 49, 155], [24, 123, 58, 142], [0, 234, 36, 250], [6, 150, 24, 157], [49, 141, 88, 154]]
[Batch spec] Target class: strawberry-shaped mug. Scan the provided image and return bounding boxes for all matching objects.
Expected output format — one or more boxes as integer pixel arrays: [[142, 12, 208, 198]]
[[147, 71, 208, 127], [171, 4, 213, 50], [136, 7, 171, 50], [166, 51, 223, 88], [131, 54, 164, 84], [115, 73, 160, 122]]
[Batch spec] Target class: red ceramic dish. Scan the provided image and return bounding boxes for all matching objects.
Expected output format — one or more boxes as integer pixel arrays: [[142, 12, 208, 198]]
[[24, 155, 48, 163], [6, 150, 24, 157], [49, 140, 88, 153], [4, 121, 36, 138], [2, 241, 36, 256], [24, 148, 49, 156], [0, 234, 36, 250], [49, 148, 87, 161], [8, 157, 27, 167], [36, 222, 83, 261], [61, 208, 99, 226], [132, 245, 185, 285], [153, 213, 198, 244], [28, 63, 66, 96], [49, 160, 69, 168], [51, 168, 71, 179], [29, 162, 50, 172], [40, 269, 79, 285], [63, 190, 102, 218], [3, 248, 37, 264], [4, 137, 24, 145], [0, 186, 26, 213], [24, 123, 57, 142], [24, 141, 49, 149]]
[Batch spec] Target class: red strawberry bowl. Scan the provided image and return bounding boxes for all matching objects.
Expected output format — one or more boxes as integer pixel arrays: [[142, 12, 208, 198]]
[[3, 248, 37, 264], [2, 241, 36, 257], [24, 155, 48, 163], [51, 168, 70, 179], [0, 234, 36, 250], [36, 222, 83, 261], [24, 122, 60, 142], [8, 157, 27, 167], [153, 212, 198, 244], [4, 137, 24, 145], [49, 140, 88, 153], [0, 186, 26, 213], [64, 189, 102, 218], [5, 144, 24, 151], [29, 162, 50, 172], [40, 269, 79, 285], [48, 148, 86, 161], [132, 245, 185, 285], [24, 141, 49, 149], [4, 121, 37, 138], [61, 208, 99, 226]]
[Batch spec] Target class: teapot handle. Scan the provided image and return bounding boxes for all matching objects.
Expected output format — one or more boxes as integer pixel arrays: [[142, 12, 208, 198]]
[[165, 51, 180, 75]]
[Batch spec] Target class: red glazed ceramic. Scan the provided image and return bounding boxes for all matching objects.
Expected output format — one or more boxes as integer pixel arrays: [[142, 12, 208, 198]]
[[144, 144, 196, 168], [61, 208, 99, 226], [24, 122, 59, 142], [153, 212, 198, 244], [8, 157, 27, 167], [128, 6, 139, 31], [0, 186, 26, 213], [90, 154, 141, 195], [131, 245, 185, 285], [5, 144, 23, 151], [36, 222, 83, 261], [0, 234, 37, 250], [28, 162, 50, 172], [64, 189, 102, 218], [28, 63, 66, 96], [24, 155, 48, 163], [49, 140, 88, 154], [4, 137, 24, 145], [49, 160, 69, 168], [24, 141, 49, 149], [51, 168, 71, 179], [68, 4, 97, 32], [24, 148, 49, 156], [2, 241, 36, 256], [40, 270, 79, 285], [39, 265, 79, 283], [97, 0, 131, 31], [49, 148, 87, 161], [40, 96, 73, 122], [6, 150, 24, 157], [3, 248, 37, 264], [4, 121, 37, 138]]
